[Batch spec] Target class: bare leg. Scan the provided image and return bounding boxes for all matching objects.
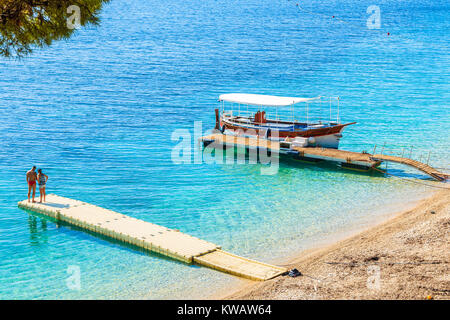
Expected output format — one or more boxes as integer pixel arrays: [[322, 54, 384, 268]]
[[42, 187, 46, 202], [28, 184, 31, 202], [39, 187, 42, 203], [32, 184, 36, 203]]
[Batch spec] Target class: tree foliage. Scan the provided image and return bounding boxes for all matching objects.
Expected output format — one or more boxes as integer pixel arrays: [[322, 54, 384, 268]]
[[0, 0, 109, 58]]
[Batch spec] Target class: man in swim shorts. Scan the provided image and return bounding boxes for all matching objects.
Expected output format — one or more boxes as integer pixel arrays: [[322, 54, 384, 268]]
[[26, 166, 37, 203]]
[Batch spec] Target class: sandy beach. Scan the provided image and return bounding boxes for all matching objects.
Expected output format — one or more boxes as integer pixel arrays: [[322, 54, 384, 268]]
[[221, 188, 449, 300]]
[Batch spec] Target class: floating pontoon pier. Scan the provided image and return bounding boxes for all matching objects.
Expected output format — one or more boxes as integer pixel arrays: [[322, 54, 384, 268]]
[[18, 194, 286, 281], [200, 133, 448, 181]]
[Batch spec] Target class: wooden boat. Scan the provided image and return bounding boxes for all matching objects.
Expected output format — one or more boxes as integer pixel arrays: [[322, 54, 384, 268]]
[[215, 93, 355, 149]]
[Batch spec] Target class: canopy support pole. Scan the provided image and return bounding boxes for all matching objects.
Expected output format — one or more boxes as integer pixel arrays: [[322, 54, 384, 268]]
[[292, 104, 294, 125], [337, 97, 340, 123], [306, 102, 309, 125], [329, 97, 332, 123]]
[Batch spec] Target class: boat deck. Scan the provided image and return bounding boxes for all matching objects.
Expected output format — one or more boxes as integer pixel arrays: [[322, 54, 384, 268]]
[[18, 194, 286, 281]]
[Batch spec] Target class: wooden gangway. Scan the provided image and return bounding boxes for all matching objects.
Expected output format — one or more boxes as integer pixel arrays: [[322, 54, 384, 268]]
[[371, 154, 448, 181], [18, 194, 286, 281], [200, 133, 448, 181]]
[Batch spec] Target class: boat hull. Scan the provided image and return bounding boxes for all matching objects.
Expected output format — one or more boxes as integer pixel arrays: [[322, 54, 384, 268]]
[[221, 120, 348, 149]]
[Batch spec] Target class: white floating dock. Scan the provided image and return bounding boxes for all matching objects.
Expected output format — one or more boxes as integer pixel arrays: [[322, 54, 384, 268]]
[[18, 194, 286, 281], [194, 249, 287, 281]]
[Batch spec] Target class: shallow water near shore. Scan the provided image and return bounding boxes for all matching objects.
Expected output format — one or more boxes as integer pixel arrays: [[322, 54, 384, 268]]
[[0, 0, 448, 299]]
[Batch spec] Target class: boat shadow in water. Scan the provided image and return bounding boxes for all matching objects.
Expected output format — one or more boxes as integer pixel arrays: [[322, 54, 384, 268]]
[[377, 166, 439, 181], [22, 209, 197, 268], [279, 154, 385, 178], [207, 145, 386, 179]]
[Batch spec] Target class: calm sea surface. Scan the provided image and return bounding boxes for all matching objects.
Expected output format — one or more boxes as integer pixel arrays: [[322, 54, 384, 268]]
[[0, 0, 448, 299]]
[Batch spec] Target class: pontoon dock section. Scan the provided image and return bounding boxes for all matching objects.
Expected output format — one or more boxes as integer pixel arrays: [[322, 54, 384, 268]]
[[200, 133, 448, 181], [18, 194, 286, 281]]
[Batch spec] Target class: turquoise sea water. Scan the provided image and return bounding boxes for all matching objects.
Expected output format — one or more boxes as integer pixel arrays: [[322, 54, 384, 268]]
[[0, 0, 449, 299]]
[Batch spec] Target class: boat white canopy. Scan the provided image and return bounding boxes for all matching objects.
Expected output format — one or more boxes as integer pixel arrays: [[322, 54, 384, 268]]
[[219, 93, 320, 107]]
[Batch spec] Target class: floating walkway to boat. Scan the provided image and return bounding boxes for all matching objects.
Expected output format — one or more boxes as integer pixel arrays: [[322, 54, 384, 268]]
[[200, 133, 448, 181], [18, 194, 286, 281]]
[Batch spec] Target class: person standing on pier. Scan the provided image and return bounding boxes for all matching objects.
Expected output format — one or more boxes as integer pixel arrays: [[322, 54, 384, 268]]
[[37, 169, 48, 203], [26, 166, 37, 203]]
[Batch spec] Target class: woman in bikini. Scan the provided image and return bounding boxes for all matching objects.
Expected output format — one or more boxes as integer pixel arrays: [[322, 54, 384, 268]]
[[37, 169, 48, 203]]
